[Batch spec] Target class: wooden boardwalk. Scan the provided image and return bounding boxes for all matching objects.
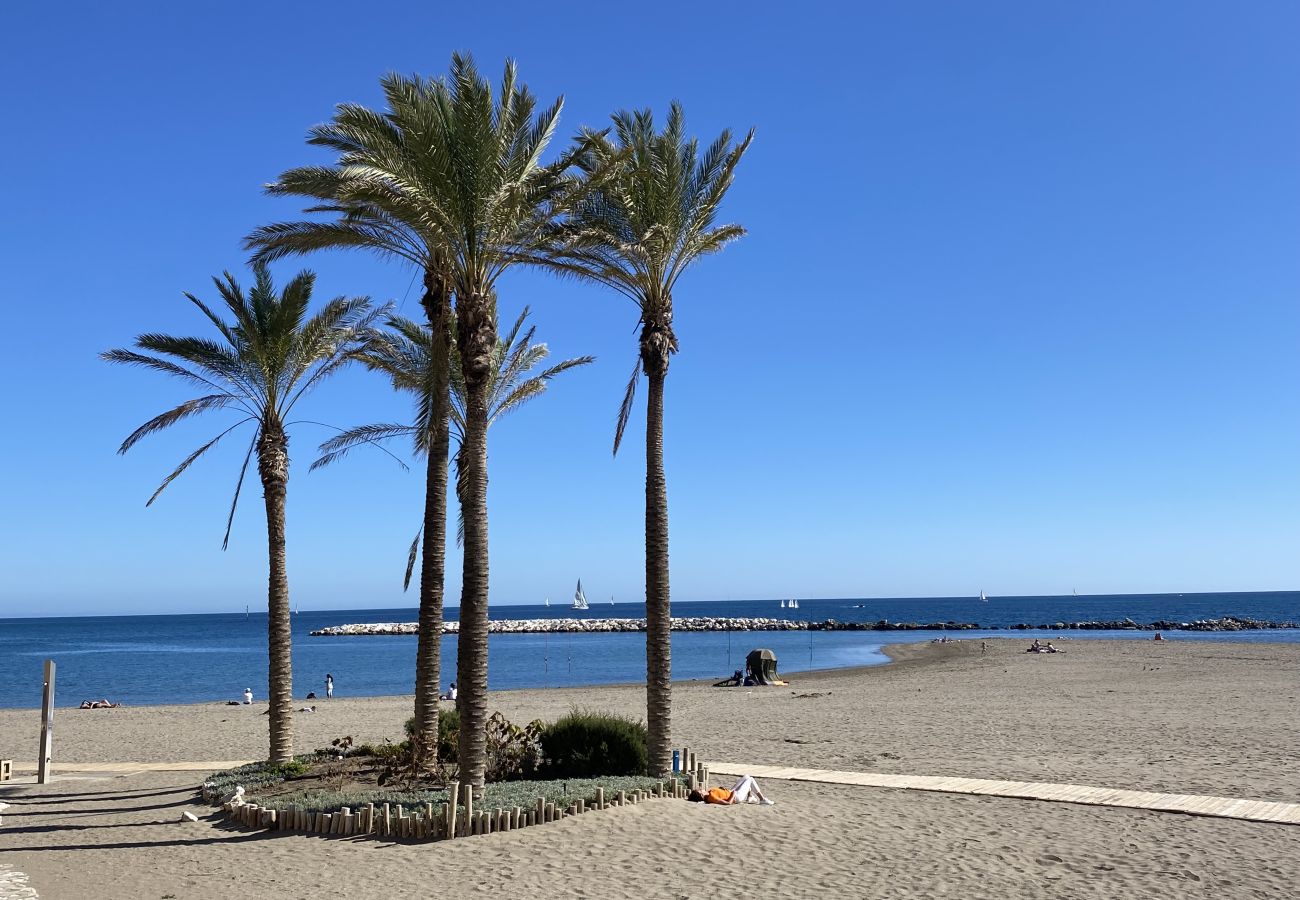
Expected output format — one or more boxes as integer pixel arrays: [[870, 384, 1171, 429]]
[[707, 762, 1300, 826]]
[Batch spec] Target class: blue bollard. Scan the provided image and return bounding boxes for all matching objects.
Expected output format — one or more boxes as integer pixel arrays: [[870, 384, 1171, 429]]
[[672, 750, 680, 773]]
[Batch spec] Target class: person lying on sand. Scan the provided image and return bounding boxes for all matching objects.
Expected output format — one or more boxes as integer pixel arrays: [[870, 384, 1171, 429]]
[[688, 775, 775, 806], [78, 699, 120, 709]]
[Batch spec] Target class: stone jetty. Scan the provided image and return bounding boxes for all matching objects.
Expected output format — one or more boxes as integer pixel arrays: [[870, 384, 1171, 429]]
[[310, 614, 1296, 637]]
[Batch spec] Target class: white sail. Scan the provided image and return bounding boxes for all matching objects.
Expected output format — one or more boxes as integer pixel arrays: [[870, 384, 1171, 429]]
[[545, 597, 550, 607], [980, 590, 987, 602], [780, 599, 786, 609], [572, 579, 589, 610], [790, 598, 799, 609]]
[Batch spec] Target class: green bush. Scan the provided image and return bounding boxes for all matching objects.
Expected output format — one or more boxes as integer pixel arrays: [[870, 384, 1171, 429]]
[[405, 709, 460, 761], [539, 711, 647, 778]]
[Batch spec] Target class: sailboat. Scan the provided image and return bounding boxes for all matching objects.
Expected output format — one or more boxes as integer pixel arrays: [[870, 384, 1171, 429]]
[[572, 579, 589, 610], [545, 597, 550, 608], [789, 598, 800, 610], [780, 599, 786, 609], [980, 590, 987, 602], [610, 596, 615, 606]]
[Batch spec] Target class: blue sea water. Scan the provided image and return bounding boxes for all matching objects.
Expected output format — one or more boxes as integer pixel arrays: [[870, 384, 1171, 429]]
[[0, 592, 1296, 708]]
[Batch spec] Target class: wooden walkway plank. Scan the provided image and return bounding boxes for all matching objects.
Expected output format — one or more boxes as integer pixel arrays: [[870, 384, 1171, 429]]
[[706, 761, 1300, 827]]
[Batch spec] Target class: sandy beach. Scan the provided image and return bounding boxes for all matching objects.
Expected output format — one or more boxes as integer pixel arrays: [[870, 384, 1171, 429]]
[[2, 638, 1298, 898]]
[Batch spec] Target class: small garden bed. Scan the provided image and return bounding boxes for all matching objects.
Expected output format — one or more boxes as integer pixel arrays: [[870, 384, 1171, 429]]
[[202, 710, 698, 840]]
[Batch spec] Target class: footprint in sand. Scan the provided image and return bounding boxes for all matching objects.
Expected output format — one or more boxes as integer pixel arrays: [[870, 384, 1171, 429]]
[[1040, 855, 1063, 864]]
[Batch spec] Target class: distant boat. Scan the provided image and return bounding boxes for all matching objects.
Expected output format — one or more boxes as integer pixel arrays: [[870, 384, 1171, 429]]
[[1073, 588, 1078, 597], [610, 596, 615, 606], [572, 579, 589, 610], [545, 597, 550, 608], [780, 599, 786, 609], [980, 590, 987, 602], [789, 598, 799, 610]]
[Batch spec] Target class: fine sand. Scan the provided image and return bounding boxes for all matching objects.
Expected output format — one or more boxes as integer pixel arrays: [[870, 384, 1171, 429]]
[[1, 639, 1298, 899]]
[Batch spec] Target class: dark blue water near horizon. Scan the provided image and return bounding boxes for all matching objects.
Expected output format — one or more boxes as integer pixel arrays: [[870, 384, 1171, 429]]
[[1, 591, 1296, 708]]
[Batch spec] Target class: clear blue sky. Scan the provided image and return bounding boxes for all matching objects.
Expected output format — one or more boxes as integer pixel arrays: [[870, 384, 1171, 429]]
[[2, 2, 1296, 616]]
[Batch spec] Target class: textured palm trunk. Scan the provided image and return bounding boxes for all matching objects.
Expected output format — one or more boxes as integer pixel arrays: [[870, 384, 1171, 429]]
[[412, 278, 452, 764], [643, 358, 672, 776], [456, 291, 495, 797], [258, 424, 293, 763]]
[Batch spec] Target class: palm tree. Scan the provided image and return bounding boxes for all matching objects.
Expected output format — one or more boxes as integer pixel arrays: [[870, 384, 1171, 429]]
[[244, 74, 460, 760], [103, 265, 375, 762], [554, 104, 753, 775], [315, 304, 593, 568], [432, 56, 581, 797]]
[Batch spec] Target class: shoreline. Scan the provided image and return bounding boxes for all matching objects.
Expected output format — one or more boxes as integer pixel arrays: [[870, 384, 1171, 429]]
[[3, 633, 1297, 712]]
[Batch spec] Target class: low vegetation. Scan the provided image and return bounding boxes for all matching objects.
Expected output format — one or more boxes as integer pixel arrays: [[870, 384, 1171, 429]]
[[203, 709, 668, 818]]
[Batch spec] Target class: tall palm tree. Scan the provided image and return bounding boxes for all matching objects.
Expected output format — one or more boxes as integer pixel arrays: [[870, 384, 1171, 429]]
[[431, 55, 581, 796], [315, 304, 593, 568], [555, 104, 753, 775], [244, 74, 460, 759], [102, 265, 375, 762]]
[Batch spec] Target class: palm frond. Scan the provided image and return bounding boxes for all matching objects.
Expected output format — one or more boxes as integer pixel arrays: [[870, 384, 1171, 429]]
[[222, 434, 258, 550], [612, 357, 642, 457], [404, 527, 422, 591], [117, 394, 238, 454], [311, 423, 416, 471], [145, 418, 255, 507]]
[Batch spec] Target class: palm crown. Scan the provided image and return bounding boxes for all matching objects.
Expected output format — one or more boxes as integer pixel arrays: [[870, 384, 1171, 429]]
[[315, 305, 593, 563], [557, 102, 753, 450], [248, 54, 579, 301], [103, 265, 377, 545]]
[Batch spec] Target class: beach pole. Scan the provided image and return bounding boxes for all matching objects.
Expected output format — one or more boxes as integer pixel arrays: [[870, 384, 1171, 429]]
[[37, 660, 55, 784]]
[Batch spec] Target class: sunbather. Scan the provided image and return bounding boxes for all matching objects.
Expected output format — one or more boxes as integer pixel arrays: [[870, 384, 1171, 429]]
[[78, 699, 119, 709], [688, 775, 774, 805]]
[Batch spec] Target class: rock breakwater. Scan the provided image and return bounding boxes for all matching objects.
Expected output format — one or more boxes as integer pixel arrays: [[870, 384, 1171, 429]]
[[310, 614, 1296, 636]]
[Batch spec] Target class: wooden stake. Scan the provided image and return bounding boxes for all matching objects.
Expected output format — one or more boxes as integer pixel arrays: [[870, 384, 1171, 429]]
[[447, 784, 460, 838]]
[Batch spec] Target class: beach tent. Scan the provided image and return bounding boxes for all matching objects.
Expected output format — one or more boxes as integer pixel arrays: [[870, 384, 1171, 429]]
[[745, 649, 785, 686]]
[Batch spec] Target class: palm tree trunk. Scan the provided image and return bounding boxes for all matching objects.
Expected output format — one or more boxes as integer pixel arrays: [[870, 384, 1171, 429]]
[[258, 424, 293, 763], [412, 279, 452, 764], [643, 359, 672, 777], [456, 291, 495, 797]]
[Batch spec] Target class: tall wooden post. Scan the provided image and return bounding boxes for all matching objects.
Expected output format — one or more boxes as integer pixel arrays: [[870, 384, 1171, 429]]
[[38, 659, 56, 783]]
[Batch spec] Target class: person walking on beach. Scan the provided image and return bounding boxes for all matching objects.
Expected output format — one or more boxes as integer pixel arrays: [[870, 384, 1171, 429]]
[[325, 673, 334, 700]]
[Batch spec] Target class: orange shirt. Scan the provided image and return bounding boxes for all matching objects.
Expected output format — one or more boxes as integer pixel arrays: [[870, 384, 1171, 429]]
[[705, 788, 733, 805]]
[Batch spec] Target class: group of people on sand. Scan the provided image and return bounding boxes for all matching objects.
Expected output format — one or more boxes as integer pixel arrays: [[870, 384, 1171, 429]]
[[78, 699, 120, 709], [1026, 639, 1064, 653]]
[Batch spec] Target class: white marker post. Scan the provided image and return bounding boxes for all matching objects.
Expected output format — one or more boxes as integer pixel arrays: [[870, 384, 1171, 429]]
[[38, 659, 55, 784]]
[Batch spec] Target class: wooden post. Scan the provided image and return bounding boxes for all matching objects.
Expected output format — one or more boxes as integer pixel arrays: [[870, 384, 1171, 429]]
[[465, 790, 474, 835], [37, 660, 56, 784], [595, 787, 605, 810], [447, 784, 460, 838]]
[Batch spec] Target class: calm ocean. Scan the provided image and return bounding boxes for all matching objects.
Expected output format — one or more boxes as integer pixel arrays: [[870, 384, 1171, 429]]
[[1, 592, 1296, 708]]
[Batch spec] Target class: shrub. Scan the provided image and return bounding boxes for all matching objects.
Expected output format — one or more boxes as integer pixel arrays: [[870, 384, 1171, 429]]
[[405, 709, 460, 761], [539, 711, 647, 778]]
